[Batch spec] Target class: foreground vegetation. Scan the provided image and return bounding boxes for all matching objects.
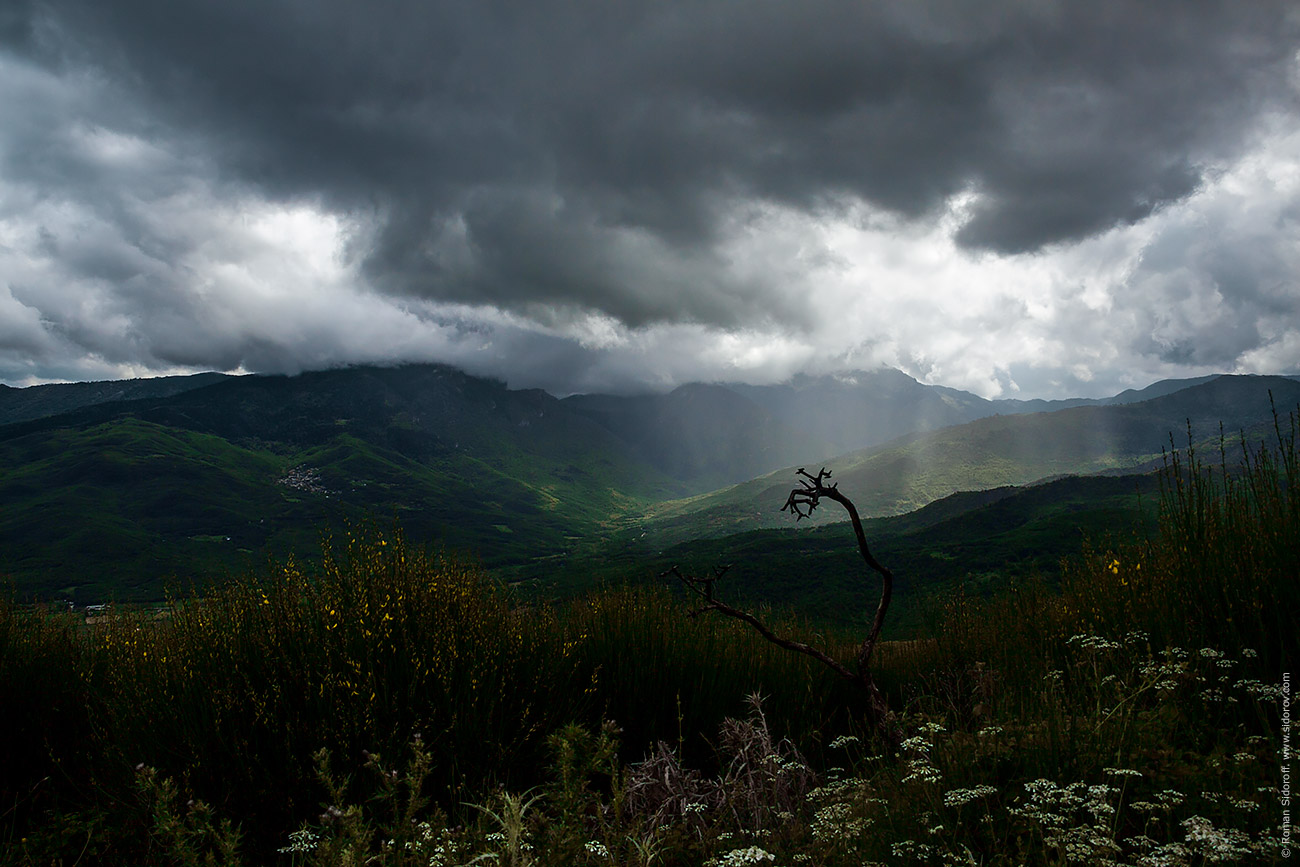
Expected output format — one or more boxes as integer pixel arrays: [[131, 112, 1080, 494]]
[[2, 409, 1295, 865]]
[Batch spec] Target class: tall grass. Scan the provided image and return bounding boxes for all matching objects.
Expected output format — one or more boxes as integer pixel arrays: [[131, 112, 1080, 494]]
[[2, 527, 862, 862], [0, 598, 101, 855], [1063, 407, 1298, 670], [933, 402, 1298, 698], [88, 529, 571, 833], [557, 586, 865, 767]]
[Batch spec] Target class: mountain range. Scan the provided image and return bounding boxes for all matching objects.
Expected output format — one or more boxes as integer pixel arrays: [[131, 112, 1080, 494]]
[[1, 363, 1296, 606]]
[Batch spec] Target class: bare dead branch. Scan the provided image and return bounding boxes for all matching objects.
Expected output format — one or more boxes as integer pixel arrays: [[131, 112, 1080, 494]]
[[666, 466, 902, 749], [779, 467, 894, 672], [663, 566, 856, 681]]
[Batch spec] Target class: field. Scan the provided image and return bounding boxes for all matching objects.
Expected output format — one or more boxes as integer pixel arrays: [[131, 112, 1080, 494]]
[[1, 411, 1295, 865]]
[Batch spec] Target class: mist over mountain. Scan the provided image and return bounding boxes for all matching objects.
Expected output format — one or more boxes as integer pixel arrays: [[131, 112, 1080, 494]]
[[637, 372, 1300, 541]]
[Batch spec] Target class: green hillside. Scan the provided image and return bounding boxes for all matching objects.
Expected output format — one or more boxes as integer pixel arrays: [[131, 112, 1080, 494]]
[[0, 413, 665, 602], [0, 365, 695, 601]]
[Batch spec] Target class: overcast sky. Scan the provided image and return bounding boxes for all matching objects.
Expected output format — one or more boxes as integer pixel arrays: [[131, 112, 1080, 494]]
[[2, 1, 1299, 398]]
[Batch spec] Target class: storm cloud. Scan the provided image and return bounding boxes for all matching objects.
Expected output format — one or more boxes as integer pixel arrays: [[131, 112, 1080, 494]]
[[1, 0, 1298, 396]]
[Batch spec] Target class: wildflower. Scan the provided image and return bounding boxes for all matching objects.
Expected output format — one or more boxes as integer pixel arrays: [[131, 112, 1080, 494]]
[[943, 785, 997, 807], [1104, 768, 1143, 778], [584, 840, 610, 858], [1153, 789, 1185, 809], [1068, 634, 1120, 652], [901, 758, 943, 785], [1239, 679, 1284, 700], [891, 840, 940, 860], [278, 828, 320, 854], [810, 802, 872, 842], [1180, 815, 1252, 861], [710, 847, 776, 866]]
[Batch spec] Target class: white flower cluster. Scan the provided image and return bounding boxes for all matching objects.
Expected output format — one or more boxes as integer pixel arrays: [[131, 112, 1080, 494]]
[[1180, 815, 1253, 862], [810, 801, 872, 843], [708, 845, 776, 866], [900, 755, 943, 785], [416, 823, 463, 867], [942, 785, 997, 808], [1011, 779, 1120, 859], [1067, 634, 1122, 653], [277, 827, 320, 854], [1103, 767, 1144, 779], [1237, 678, 1286, 700]]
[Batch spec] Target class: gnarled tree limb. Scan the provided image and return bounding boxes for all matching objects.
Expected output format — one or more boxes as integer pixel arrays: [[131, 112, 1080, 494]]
[[667, 467, 901, 748], [781, 467, 894, 676], [665, 566, 856, 682]]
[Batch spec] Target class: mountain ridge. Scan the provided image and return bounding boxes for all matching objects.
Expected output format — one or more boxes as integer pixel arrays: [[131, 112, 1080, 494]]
[[2, 363, 1295, 602]]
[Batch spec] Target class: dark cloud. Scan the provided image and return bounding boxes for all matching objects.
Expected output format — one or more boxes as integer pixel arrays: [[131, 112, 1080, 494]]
[[9, 0, 1294, 329], [2, 0, 1299, 397]]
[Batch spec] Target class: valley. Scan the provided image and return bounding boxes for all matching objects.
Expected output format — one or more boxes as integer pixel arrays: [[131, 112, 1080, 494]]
[[1, 363, 1296, 614]]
